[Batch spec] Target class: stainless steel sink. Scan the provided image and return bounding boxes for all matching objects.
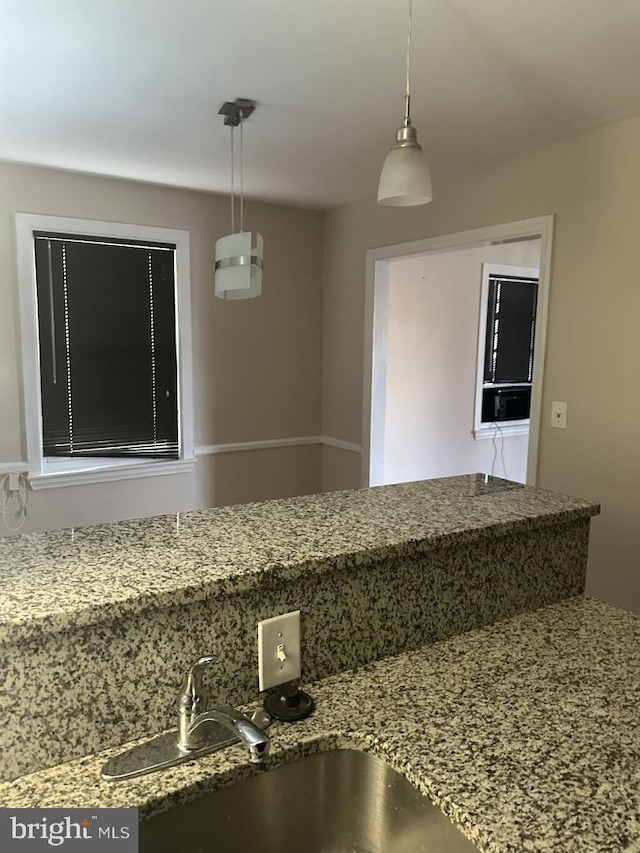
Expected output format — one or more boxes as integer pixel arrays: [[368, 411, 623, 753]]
[[140, 749, 478, 852]]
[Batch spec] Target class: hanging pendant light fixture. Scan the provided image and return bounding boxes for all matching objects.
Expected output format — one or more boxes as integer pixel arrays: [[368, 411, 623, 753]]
[[377, 0, 432, 206], [215, 98, 264, 299]]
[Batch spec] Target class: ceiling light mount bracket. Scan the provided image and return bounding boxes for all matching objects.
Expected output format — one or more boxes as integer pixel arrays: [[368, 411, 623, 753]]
[[218, 98, 256, 127]]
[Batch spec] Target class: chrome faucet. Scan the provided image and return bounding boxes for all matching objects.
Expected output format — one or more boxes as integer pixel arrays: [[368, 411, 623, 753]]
[[177, 656, 270, 764], [102, 656, 271, 781]]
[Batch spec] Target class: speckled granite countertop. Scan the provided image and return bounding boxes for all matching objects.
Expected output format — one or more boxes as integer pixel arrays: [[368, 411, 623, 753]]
[[0, 475, 598, 643], [2, 596, 637, 853]]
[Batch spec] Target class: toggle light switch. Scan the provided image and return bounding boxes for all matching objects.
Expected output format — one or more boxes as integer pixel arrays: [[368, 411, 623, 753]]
[[258, 610, 301, 692], [551, 401, 568, 429]]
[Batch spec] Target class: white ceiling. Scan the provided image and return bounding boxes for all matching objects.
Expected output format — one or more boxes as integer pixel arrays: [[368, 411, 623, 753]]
[[1, 0, 640, 209]]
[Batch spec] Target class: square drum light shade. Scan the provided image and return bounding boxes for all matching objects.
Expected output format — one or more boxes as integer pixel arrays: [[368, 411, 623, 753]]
[[214, 231, 264, 300]]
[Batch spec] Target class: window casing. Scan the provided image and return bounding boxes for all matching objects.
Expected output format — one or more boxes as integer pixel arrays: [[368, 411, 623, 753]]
[[16, 215, 194, 488]]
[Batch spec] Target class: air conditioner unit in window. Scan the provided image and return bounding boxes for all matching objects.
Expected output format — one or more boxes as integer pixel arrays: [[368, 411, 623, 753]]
[[481, 385, 531, 423]]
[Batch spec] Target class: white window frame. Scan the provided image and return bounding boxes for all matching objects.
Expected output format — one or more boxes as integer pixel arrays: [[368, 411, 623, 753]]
[[16, 213, 194, 489], [473, 262, 539, 440]]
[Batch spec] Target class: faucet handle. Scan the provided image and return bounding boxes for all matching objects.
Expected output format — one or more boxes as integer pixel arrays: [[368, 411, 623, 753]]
[[178, 656, 216, 716]]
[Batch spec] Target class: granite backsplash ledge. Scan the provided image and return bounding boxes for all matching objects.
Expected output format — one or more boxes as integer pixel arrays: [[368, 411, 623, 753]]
[[0, 476, 599, 782], [0, 475, 598, 644]]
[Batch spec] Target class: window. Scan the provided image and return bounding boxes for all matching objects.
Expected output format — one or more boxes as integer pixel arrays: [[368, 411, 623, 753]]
[[474, 263, 539, 439], [483, 273, 537, 386], [16, 215, 194, 488]]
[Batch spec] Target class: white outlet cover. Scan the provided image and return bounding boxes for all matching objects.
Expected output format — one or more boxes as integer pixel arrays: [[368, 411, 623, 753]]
[[258, 610, 301, 692]]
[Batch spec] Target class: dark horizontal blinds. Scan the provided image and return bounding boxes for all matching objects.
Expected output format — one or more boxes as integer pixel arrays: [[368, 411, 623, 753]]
[[484, 275, 538, 384], [34, 234, 178, 459]]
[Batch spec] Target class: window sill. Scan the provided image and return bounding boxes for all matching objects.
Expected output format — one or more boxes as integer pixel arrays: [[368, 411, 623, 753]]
[[473, 422, 530, 441], [29, 457, 195, 490]]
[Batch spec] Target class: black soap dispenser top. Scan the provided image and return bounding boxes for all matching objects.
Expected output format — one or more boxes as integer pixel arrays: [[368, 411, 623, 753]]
[[263, 684, 314, 721]]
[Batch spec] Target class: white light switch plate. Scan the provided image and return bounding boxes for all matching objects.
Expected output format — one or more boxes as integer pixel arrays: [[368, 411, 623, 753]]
[[258, 610, 301, 692], [551, 400, 568, 429]]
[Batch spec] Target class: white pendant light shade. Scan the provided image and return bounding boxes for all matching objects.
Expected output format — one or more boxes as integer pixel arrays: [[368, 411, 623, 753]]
[[378, 125, 432, 206], [214, 231, 263, 300]]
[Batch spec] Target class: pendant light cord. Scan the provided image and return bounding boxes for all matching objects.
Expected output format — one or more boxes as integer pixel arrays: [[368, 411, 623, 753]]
[[240, 110, 244, 233], [230, 125, 235, 234], [405, 0, 412, 126], [223, 101, 252, 235]]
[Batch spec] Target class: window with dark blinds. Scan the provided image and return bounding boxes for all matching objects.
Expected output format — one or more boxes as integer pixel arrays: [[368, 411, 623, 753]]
[[483, 274, 538, 384], [33, 232, 179, 459]]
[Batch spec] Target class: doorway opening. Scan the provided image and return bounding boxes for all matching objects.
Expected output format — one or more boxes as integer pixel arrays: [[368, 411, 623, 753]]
[[362, 217, 553, 488]]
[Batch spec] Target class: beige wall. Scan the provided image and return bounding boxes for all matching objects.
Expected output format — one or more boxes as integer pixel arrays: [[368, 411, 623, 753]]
[[322, 115, 640, 614], [383, 241, 540, 485], [0, 163, 324, 531]]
